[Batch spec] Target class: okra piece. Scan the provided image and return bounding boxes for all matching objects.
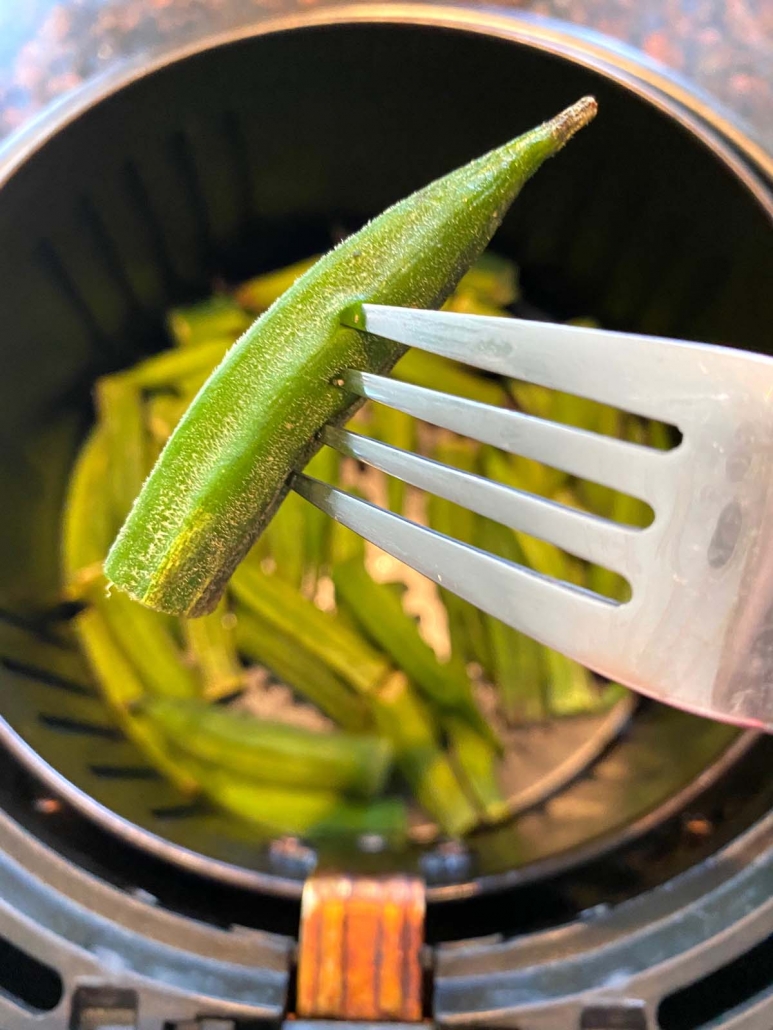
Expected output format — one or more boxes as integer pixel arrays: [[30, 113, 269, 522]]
[[543, 645, 609, 717], [146, 393, 188, 445], [302, 445, 340, 577], [100, 589, 201, 700], [183, 596, 243, 701], [394, 348, 509, 407], [428, 440, 493, 676], [263, 488, 307, 589], [95, 375, 148, 527], [63, 421, 200, 702], [332, 558, 499, 749], [235, 255, 321, 312], [483, 448, 583, 585], [62, 428, 112, 596], [188, 765, 408, 841], [120, 339, 229, 390], [487, 614, 547, 723], [167, 296, 251, 348], [142, 696, 392, 797], [477, 516, 548, 723], [231, 562, 390, 694], [453, 251, 520, 307], [105, 99, 598, 617], [369, 403, 416, 513], [372, 672, 478, 837], [443, 291, 508, 318], [445, 714, 508, 824], [233, 604, 371, 732], [74, 607, 198, 794]]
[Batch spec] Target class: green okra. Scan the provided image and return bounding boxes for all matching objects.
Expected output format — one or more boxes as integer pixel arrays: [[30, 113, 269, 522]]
[[142, 696, 392, 797], [233, 604, 372, 732], [394, 348, 509, 407], [62, 428, 112, 596], [183, 596, 243, 701], [369, 403, 416, 513], [453, 251, 520, 308], [263, 488, 307, 589], [185, 762, 408, 841], [231, 562, 390, 694], [167, 296, 251, 349], [96, 376, 148, 527], [371, 671, 478, 837], [445, 714, 508, 824], [62, 417, 200, 703], [120, 338, 230, 390], [105, 99, 598, 617], [332, 557, 499, 750], [543, 645, 609, 717], [487, 614, 548, 723], [146, 393, 188, 445], [476, 515, 549, 723], [235, 255, 321, 313], [302, 445, 341, 577], [428, 440, 493, 676], [74, 607, 198, 794], [100, 588, 200, 700]]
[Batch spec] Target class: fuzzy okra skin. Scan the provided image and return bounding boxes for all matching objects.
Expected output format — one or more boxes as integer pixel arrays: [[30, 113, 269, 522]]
[[105, 98, 597, 617]]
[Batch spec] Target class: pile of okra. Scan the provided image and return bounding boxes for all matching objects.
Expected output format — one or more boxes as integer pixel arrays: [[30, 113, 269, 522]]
[[62, 249, 662, 843]]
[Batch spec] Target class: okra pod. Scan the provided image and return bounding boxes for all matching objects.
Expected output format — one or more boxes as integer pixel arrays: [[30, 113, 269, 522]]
[[96, 376, 148, 526], [332, 558, 499, 749], [105, 99, 598, 616], [453, 251, 519, 308], [146, 393, 188, 445], [477, 516, 548, 723], [428, 440, 493, 675], [235, 255, 321, 312], [62, 428, 112, 596], [231, 562, 390, 694], [183, 596, 243, 701], [263, 488, 308, 589], [120, 338, 229, 390], [394, 349, 509, 407], [74, 607, 198, 794], [142, 696, 392, 797], [372, 672, 478, 837], [185, 761, 408, 840], [101, 589, 201, 700], [63, 418, 200, 702], [445, 714, 508, 824], [543, 646, 609, 717], [166, 296, 251, 348], [233, 604, 371, 732], [302, 445, 340, 577]]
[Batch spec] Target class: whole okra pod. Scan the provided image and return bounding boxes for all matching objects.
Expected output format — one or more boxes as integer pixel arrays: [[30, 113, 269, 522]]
[[142, 696, 393, 798], [105, 99, 597, 617]]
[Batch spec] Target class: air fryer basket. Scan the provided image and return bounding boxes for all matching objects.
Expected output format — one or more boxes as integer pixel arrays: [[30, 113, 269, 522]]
[[0, 19, 772, 909]]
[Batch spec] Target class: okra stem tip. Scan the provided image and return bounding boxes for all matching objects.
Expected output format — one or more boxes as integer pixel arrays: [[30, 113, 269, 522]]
[[549, 96, 598, 146]]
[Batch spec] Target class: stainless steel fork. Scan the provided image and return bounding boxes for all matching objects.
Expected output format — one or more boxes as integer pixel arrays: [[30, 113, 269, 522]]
[[293, 305, 773, 732]]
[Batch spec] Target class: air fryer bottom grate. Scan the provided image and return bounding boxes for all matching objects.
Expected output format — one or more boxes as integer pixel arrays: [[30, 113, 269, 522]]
[[1, 735, 773, 1027]]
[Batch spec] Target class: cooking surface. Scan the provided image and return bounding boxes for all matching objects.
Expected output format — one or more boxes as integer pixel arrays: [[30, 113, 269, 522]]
[[0, 0, 771, 157]]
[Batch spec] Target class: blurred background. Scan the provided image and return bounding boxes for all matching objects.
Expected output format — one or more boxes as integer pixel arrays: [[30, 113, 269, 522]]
[[0, 0, 771, 152]]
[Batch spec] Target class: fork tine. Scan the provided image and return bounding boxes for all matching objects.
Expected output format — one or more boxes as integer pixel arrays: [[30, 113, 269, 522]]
[[348, 304, 739, 426], [292, 473, 617, 666], [324, 426, 640, 577], [340, 370, 673, 507]]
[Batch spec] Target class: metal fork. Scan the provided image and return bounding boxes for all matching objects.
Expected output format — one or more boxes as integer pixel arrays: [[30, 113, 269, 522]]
[[293, 305, 773, 732]]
